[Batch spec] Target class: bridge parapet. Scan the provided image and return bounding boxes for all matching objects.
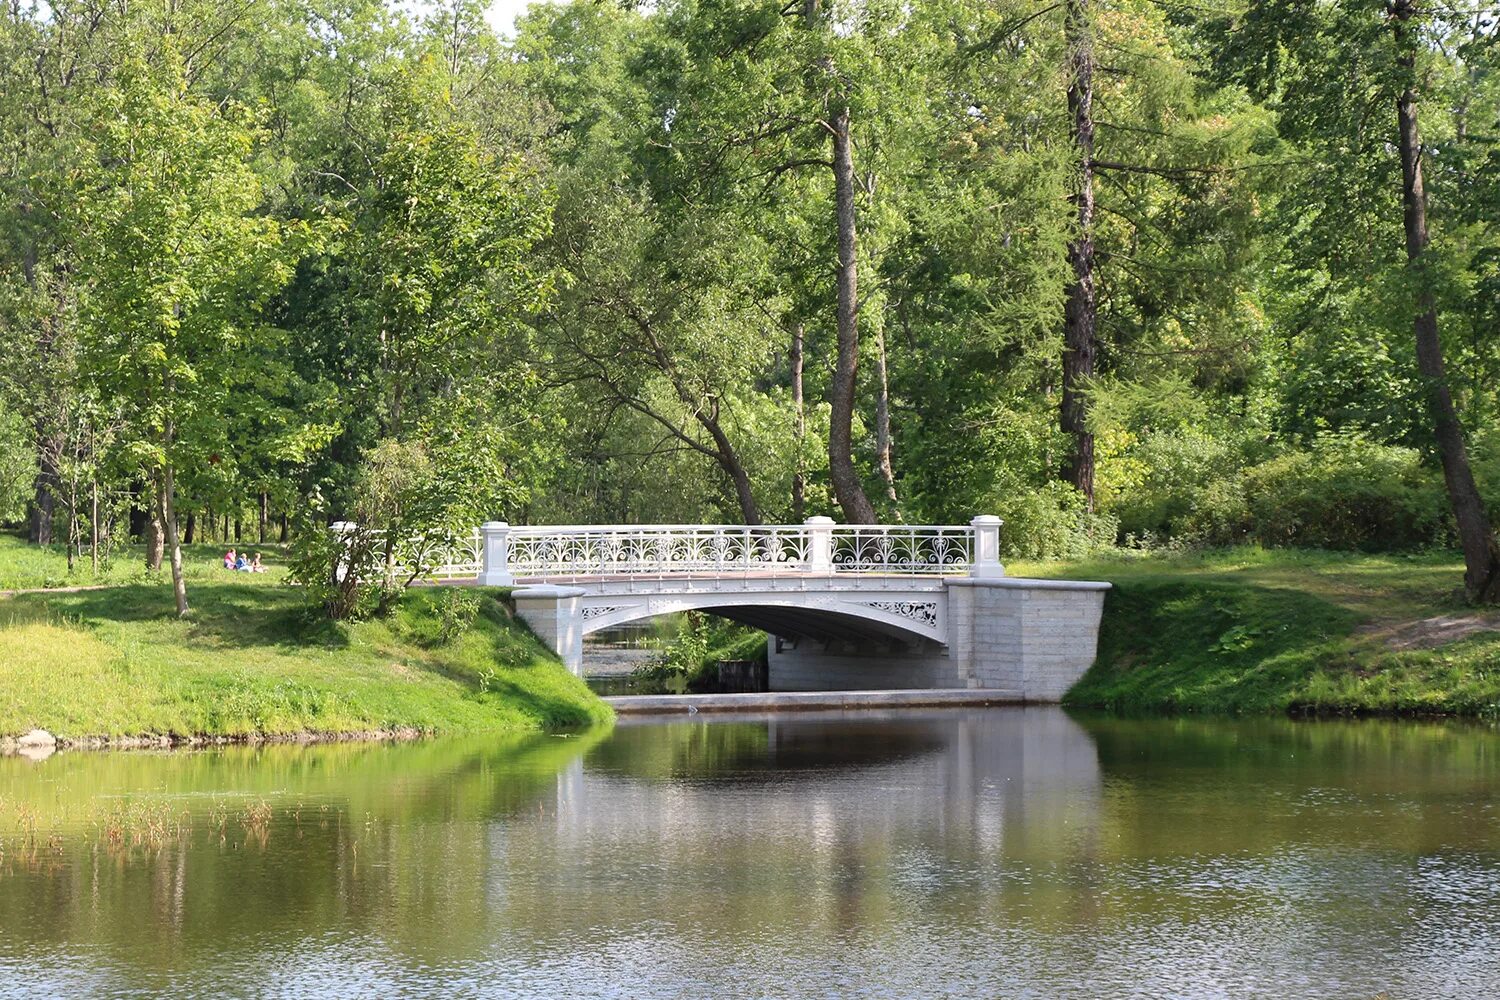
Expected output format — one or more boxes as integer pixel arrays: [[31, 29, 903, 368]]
[[469, 516, 1002, 585]]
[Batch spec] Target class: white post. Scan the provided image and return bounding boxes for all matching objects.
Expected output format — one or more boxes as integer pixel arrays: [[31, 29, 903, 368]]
[[969, 514, 1005, 578], [329, 521, 355, 583], [479, 521, 514, 586], [805, 516, 835, 574]]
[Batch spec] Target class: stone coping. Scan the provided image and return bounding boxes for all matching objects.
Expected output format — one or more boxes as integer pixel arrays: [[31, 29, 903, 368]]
[[943, 577, 1112, 591], [605, 688, 1026, 714]]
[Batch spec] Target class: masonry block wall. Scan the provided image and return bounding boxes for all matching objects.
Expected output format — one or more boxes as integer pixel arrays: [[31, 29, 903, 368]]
[[768, 579, 1108, 701]]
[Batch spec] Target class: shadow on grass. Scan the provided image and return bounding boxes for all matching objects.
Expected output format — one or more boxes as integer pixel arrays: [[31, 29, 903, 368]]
[[6, 581, 352, 652]]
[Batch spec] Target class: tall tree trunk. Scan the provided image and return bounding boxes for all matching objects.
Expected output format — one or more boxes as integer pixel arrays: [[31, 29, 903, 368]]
[[90, 480, 99, 575], [234, 518, 242, 543], [280, 513, 289, 543], [1393, 1, 1500, 603], [258, 491, 269, 543], [1060, 0, 1099, 510], [28, 464, 55, 544], [697, 406, 762, 525], [28, 418, 58, 545], [159, 463, 188, 616], [791, 322, 807, 521], [872, 325, 899, 511], [145, 500, 164, 571], [184, 512, 196, 545], [828, 103, 877, 524]]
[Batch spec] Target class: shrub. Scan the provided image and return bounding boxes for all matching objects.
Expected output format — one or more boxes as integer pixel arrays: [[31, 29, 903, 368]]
[[1242, 436, 1448, 550], [435, 589, 482, 645], [1107, 430, 1252, 546], [997, 481, 1118, 560]]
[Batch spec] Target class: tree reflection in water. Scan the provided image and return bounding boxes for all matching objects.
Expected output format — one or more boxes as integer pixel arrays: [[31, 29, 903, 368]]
[[2, 709, 1500, 999]]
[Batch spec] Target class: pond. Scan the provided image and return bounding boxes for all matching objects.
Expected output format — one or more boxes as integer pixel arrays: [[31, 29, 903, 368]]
[[1, 708, 1498, 998]]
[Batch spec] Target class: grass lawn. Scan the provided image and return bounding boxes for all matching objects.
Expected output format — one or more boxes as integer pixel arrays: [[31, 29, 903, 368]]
[[1010, 548, 1500, 717], [0, 534, 610, 742]]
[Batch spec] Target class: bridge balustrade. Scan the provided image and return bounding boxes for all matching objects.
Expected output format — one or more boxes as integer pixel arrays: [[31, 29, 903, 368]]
[[381, 515, 1005, 584]]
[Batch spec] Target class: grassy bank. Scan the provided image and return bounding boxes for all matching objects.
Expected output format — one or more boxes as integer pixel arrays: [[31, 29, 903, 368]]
[[0, 537, 610, 743], [1010, 548, 1500, 717]]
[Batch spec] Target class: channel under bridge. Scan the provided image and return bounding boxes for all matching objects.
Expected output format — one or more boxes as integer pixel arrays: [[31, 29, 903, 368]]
[[420, 516, 1110, 700]]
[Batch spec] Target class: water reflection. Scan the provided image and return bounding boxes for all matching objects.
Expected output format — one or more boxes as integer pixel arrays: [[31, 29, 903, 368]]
[[0, 710, 1498, 998]]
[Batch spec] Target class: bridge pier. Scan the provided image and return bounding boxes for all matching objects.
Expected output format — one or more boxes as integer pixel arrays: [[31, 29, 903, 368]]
[[513, 586, 587, 675], [768, 578, 1108, 700]]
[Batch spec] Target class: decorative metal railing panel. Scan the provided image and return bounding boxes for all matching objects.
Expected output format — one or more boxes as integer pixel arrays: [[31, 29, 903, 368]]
[[506, 523, 973, 579], [354, 521, 984, 583], [828, 525, 972, 575], [420, 529, 483, 580], [508, 525, 814, 578]]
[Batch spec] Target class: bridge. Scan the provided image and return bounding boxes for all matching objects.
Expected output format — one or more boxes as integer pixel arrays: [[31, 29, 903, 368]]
[[416, 516, 1110, 700]]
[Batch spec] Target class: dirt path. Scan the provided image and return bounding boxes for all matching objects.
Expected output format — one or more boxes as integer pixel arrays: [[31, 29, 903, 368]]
[[1356, 612, 1500, 651], [0, 584, 117, 599]]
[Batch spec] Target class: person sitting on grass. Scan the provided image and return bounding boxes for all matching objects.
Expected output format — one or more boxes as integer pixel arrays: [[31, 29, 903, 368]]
[[235, 553, 251, 572], [249, 552, 266, 573], [223, 548, 237, 570]]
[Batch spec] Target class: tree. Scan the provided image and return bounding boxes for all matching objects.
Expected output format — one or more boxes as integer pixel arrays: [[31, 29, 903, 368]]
[[1391, 0, 1500, 602], [72, 52, 305, 614], [1205, 0, 1500, 601]]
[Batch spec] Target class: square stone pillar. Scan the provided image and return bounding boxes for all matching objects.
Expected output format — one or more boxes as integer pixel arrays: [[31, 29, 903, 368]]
[[804, 516, 835, 574], [969, 515, 1005, 579], [479, 521, 513, 586]]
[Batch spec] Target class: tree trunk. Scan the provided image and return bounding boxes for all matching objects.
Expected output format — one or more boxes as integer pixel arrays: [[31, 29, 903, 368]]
[[28, 470, 55, 545], [90, 480, 99, 575], [159, 464, 188, 616], [1393, 1, 1500, 603], [280, 513, 289, 543], [28, 423, 57, 545], [873, 324, 898, 511], [145, 499, 164, 571], [234, 518, 242, 543], [791, 322, 807, 521], [258, 491, 269, 543], [184, 512, 196, 545], [697, 407, 762, 525], [828, 104, 877, 524], [1060, 0, 1099, 510]]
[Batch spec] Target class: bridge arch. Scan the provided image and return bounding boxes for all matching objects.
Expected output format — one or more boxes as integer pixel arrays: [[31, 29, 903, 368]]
[[577, 590, 947, 648]]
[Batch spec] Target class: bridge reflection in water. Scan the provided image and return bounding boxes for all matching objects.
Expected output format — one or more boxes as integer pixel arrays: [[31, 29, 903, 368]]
[[6, 711, 1500, 998]]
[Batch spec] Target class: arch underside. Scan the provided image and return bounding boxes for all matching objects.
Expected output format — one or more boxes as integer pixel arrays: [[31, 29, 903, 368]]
[[580, 594, 946, 648]]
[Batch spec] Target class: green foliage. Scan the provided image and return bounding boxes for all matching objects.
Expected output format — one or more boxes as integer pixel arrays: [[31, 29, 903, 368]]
[[1242, 438, 1449, 551], [629, 613, 766, 694], [434, 589, 483, 646], [0, 407, 33, 525]]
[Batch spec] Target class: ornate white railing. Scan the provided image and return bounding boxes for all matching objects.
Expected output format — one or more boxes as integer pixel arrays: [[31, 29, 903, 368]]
[[473, 516, 1004, 583], [352, 516, 1005, 584]]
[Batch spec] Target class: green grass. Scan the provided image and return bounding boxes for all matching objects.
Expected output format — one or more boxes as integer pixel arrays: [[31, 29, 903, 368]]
[[0, 538, 611, 741], [1008, 547, 1500, 717], [0, 531, 280, 591]]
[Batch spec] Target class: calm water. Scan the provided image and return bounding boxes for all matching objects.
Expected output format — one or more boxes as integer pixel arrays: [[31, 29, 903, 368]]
[[2, 708, 1499, 998]]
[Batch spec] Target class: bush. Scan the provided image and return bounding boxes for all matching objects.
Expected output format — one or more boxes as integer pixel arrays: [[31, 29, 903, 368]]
[[997, 481, 1118, 560], [1107, 430, 1252, 546], [434, 589, 482, 645], [1242, 436, 1448, 551]]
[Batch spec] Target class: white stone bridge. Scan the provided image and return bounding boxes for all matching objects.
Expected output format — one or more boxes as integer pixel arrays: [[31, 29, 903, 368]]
[[422, 516, 1110, 700]]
